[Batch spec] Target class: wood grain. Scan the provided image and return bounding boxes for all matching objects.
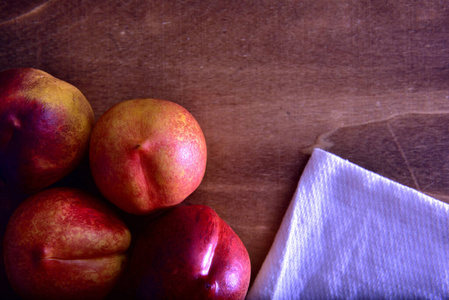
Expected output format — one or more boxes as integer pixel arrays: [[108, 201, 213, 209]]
[[1, 0, 449, 297], [313, 113, 449, 203]]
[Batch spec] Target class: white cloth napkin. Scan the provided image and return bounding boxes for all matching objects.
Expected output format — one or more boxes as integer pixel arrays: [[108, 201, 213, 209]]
[[247, 148, 449, 300]]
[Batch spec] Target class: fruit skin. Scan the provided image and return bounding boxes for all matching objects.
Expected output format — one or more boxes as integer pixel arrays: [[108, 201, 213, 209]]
[[89, 99, 207, 215], [3, 187, 131, 300], [126, 205, 251, 300], [0, 68, 94, 194]]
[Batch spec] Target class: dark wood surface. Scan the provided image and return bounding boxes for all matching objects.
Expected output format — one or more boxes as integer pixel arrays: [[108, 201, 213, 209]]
[[1, 0, 449, 297]]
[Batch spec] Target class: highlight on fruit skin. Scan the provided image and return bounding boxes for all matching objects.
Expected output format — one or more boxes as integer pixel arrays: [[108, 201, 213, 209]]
[[89, 98, 207, 215], [0, 67, 95, 194], [3, 187, 132, 300]]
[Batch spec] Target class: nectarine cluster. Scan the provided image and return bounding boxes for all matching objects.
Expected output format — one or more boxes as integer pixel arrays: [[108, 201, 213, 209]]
[[0, 68, 250, 299]]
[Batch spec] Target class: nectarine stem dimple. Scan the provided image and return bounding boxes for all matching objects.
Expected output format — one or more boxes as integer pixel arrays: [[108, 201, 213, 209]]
[[0, 115, 20, 148], [10, 115, 21, 129]]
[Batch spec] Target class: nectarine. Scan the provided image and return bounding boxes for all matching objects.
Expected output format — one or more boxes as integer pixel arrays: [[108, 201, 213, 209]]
[[89, 99, 207, 215], [3, 187, 131, 300], [125, 205, 251, 299], [0, 68, 94, 193]]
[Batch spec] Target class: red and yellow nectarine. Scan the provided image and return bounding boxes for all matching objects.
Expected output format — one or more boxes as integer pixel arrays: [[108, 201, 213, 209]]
[[89, 99, 207, 215], [0, 68, 94, 193], [3, 187, 131, 300]]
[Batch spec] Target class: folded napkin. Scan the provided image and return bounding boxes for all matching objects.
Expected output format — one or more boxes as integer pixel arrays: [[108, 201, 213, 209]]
[[247, 148, 449, 299]]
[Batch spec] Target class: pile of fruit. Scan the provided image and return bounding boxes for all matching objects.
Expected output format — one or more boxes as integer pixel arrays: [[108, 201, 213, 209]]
[[0, 68, 251, 300]]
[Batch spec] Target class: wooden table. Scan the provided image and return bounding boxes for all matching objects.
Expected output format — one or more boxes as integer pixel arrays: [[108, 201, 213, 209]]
[[1, 0, 449, 297]]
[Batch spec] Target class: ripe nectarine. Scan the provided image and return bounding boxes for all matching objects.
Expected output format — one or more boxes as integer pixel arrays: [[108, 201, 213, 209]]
[[89, 99, 207, 215], [3, 187, 131, 300], [0, 68, 94, 193]]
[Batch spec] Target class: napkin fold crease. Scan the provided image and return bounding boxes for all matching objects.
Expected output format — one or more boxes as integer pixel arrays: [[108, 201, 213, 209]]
[[247, 148, 449, 300]]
